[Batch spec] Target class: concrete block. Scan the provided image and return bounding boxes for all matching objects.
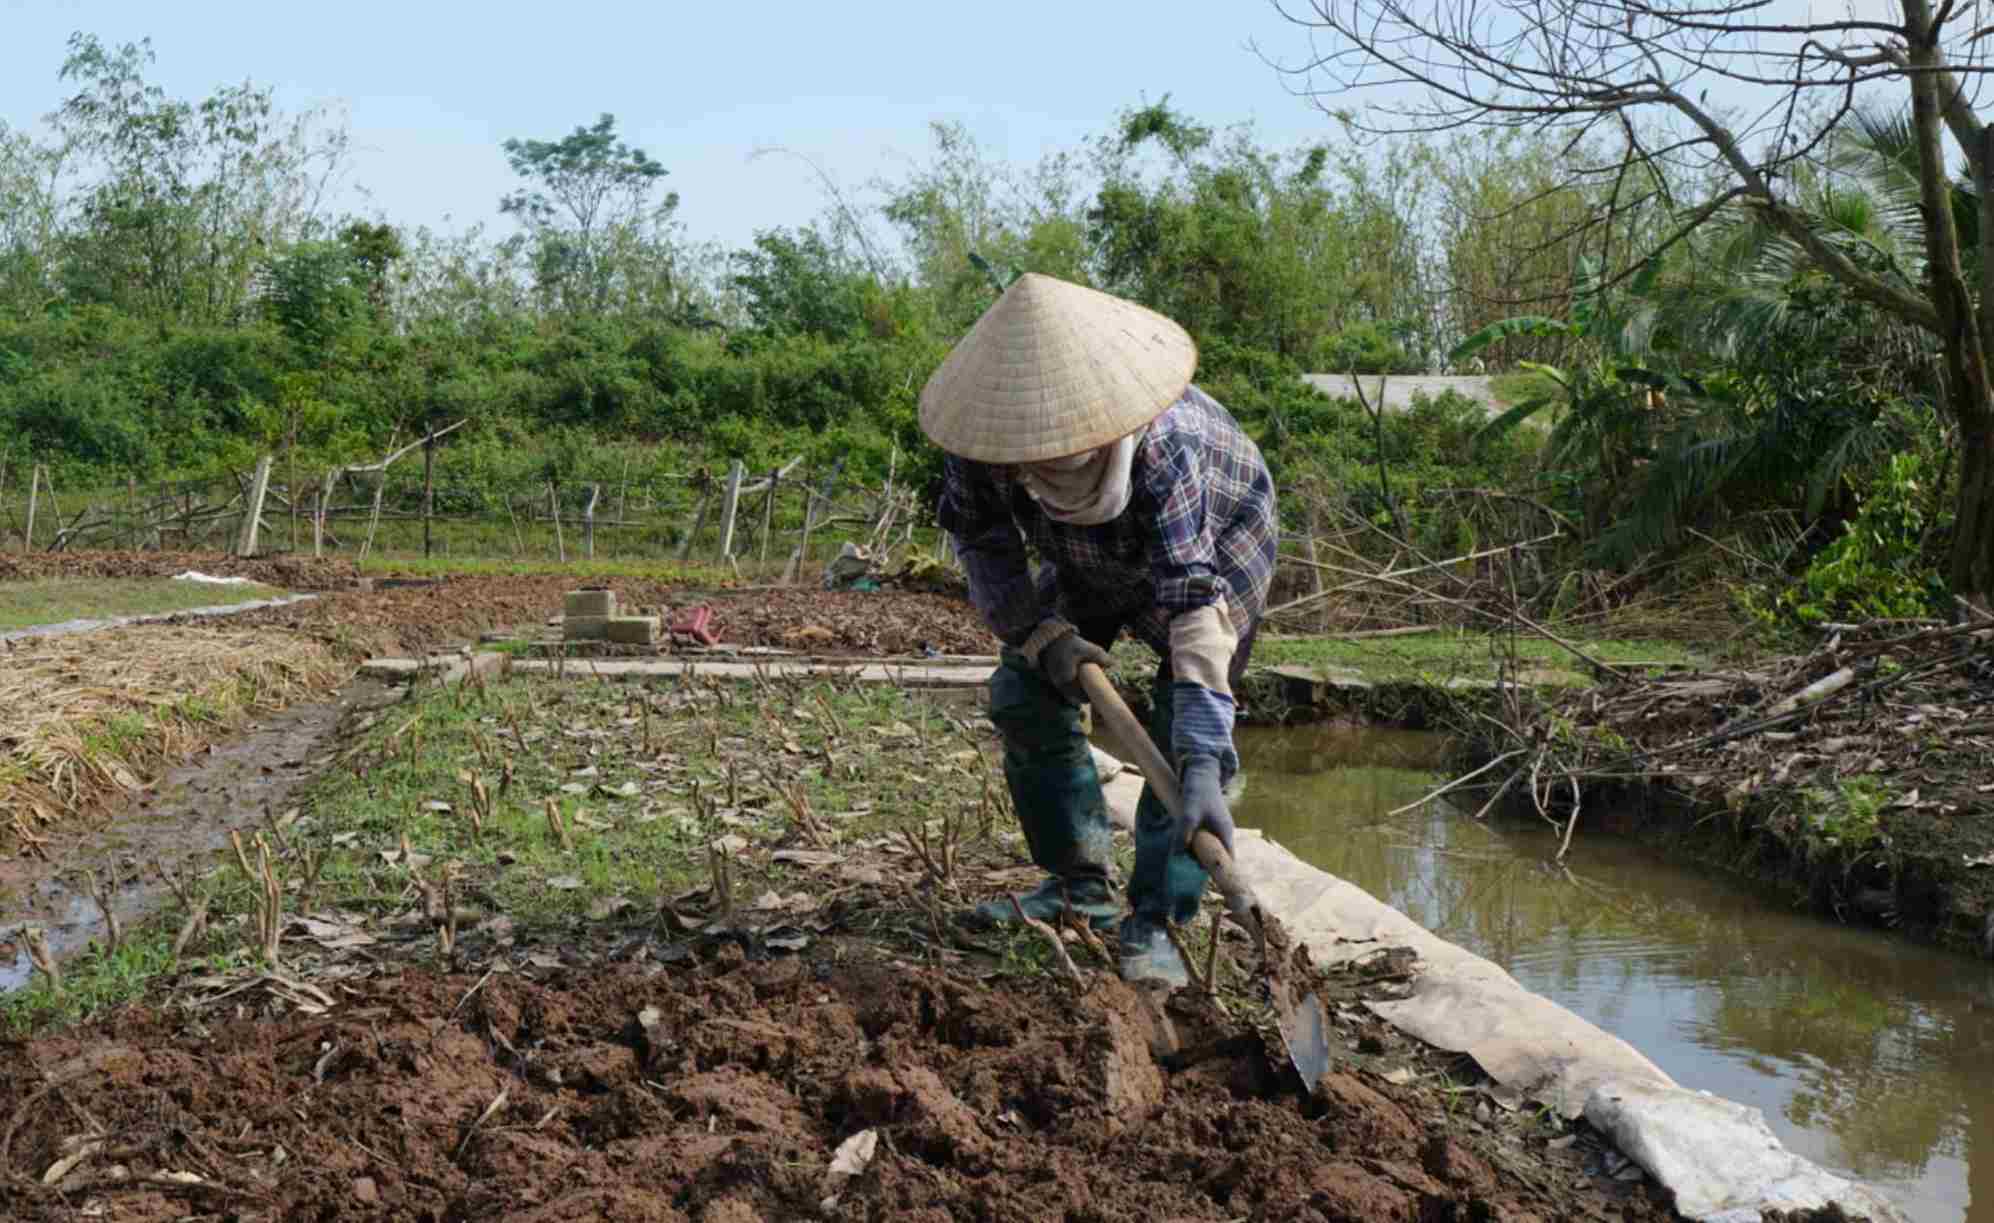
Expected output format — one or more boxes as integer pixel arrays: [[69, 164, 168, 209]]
[[563, 615, 610, 641], [605, 616, 661, 645], [564, 588, 617, 618], [357, 658, 419, 683]]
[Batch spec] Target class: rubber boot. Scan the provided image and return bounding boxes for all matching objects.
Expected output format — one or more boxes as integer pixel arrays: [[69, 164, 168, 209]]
[[1118, 914, 1190, 988], [965, 651, 1119, 932]]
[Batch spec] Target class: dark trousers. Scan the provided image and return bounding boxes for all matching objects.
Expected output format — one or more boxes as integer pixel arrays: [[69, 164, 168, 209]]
[[986, 615, 1258, 924]]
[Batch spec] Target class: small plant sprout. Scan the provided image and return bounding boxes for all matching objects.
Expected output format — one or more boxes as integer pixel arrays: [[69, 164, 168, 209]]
[[81, 868, 123, 956], [21, 925, 61, 994], [154, 859, 211, 957], [462, 771, 493, 836], [544, 797, 574, 851], [1006, 894, 1084, 988], [708, 841, 736, 925], [778, 782, 832, 849], [231, 829, 284, 966], [901, 805, 966, 889]]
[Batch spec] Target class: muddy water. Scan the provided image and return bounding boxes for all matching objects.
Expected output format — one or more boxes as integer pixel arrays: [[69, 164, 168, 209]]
[[1235, 724, 1994, 1223], [0, 682, 395, 993]]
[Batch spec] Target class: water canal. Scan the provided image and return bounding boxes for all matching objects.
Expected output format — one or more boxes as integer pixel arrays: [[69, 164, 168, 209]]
[[1235, 724, 1994, 1223]]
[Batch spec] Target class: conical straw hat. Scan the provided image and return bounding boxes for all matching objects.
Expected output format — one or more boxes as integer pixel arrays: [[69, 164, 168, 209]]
[[919, 273, 1196, 463]]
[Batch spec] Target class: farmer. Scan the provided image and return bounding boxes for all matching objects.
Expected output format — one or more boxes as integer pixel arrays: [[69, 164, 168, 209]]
[[920, 273, 1277, 988]]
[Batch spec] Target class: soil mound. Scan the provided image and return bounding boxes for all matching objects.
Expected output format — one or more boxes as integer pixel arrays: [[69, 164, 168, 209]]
[[0, 951, 1661, 1221]]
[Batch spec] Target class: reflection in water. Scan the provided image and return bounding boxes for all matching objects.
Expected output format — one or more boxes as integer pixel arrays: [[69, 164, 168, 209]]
[[1235, 725, 1994, 1223]]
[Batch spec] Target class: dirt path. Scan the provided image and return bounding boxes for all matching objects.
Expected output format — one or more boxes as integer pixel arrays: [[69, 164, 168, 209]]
[[0, 682, 403, 988], [0, 949, 1673, 1222]]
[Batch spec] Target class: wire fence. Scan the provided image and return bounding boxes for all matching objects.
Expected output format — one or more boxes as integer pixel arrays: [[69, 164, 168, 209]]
[[0, 437, 936, 580]]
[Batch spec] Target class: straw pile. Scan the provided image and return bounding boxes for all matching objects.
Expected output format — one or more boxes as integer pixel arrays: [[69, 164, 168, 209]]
[[1, 625, 346, 836]]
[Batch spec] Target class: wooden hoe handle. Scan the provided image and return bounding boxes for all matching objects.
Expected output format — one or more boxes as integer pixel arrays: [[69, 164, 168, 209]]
[[1075, 662, 1265, 936]]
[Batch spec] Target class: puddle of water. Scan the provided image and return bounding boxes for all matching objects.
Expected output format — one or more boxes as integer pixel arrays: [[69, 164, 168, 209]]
[[0, 684, 390, 995], [1236, 724, 1994, 1223]]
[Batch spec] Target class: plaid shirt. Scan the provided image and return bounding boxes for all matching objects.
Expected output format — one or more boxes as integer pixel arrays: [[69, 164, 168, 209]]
[[939, 384, 1279, 655]]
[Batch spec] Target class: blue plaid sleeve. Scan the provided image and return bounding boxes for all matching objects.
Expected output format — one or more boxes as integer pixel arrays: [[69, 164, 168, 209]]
[[938, 455, 1044, 646], [1136, 418, 1242, 773], [1172, 682, 1238, 779], [1139, 425, 1225, 615]]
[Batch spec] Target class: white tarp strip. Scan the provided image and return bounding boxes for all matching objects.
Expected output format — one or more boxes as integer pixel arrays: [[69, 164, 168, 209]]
[[0, 594, 318, 643]]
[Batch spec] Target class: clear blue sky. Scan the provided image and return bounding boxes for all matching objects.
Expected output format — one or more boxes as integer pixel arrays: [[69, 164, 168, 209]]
[[0, 0, 1346, 251]]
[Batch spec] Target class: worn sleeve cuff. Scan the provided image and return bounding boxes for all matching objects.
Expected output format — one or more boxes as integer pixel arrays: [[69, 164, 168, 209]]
[[1171, 681, 1238, 780]]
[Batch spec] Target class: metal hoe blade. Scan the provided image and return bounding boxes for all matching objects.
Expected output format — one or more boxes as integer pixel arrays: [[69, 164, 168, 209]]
[[1273, 979, 1332, 1093]]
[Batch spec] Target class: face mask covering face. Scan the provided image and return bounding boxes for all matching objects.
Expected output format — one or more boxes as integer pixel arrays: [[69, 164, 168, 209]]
[[1020, 432, 1138, 525]]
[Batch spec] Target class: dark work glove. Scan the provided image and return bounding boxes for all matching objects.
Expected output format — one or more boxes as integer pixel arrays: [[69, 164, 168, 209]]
[[1177, 754, 1235, 857], [1038, 631, 1112, 705]]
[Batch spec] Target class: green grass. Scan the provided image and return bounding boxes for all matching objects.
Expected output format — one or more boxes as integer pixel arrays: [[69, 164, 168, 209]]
[[1244, 630, 1707, 686], [2, 671, 1008, 1032], [0, 577, 284, 632]]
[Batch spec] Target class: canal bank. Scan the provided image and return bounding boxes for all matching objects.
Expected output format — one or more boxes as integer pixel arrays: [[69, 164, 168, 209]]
[[1208, 724, 1994, 1221], [1429, 627, 1994, 962]]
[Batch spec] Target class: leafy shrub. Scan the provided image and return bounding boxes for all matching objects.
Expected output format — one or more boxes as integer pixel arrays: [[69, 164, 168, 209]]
[[1765, 451, 1949, 626]]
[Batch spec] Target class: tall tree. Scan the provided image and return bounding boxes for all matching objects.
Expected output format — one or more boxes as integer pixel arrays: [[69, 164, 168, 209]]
[[0, 122, 68, 317], [51, 33, 347, 325], [500, 114, 676, 313], [1269, 0, 1994, 606]]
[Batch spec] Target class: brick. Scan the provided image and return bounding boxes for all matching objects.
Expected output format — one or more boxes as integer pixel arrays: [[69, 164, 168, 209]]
[[605, 616, 661, 645], [563, 615, 610, 641], [563, 588, 618, 618]]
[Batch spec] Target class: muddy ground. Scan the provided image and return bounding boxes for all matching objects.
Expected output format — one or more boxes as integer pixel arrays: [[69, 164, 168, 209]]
[[0, 554, 1694, 1222], [0, 936, 1676, 1223], [0, 549, 362, 590], [0, 550, 997, 658]]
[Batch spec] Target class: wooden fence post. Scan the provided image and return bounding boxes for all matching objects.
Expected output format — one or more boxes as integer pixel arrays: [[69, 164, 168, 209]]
[[584, 484, 599, 560], [24, 463, 41, 554], [236, 454, 274, 557], [715, 460, 745, 560], [359, 471, 388, 563], [677, 488, 710, 560], [1305, 507, 1329, 632], [549, 482, 566, 563], [422, 427, 437, 559], [757, 467, 778, 563], [314, 467, 338, 559], [791, 458, 845, 584], [788, 486, 815, 585]]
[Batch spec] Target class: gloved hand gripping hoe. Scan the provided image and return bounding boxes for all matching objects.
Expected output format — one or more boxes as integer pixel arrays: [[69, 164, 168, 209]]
[[1076, 662, 1331, 1092]]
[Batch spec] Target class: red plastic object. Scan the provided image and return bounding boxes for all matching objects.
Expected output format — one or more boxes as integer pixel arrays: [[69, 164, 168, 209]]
[[670, 604, 720, 647]]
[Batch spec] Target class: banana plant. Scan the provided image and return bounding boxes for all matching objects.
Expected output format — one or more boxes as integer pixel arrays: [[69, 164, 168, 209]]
[[968, 251, 1022, 298], [1449, 253, 1663, 442], [1448, 254, 1682, 541]]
